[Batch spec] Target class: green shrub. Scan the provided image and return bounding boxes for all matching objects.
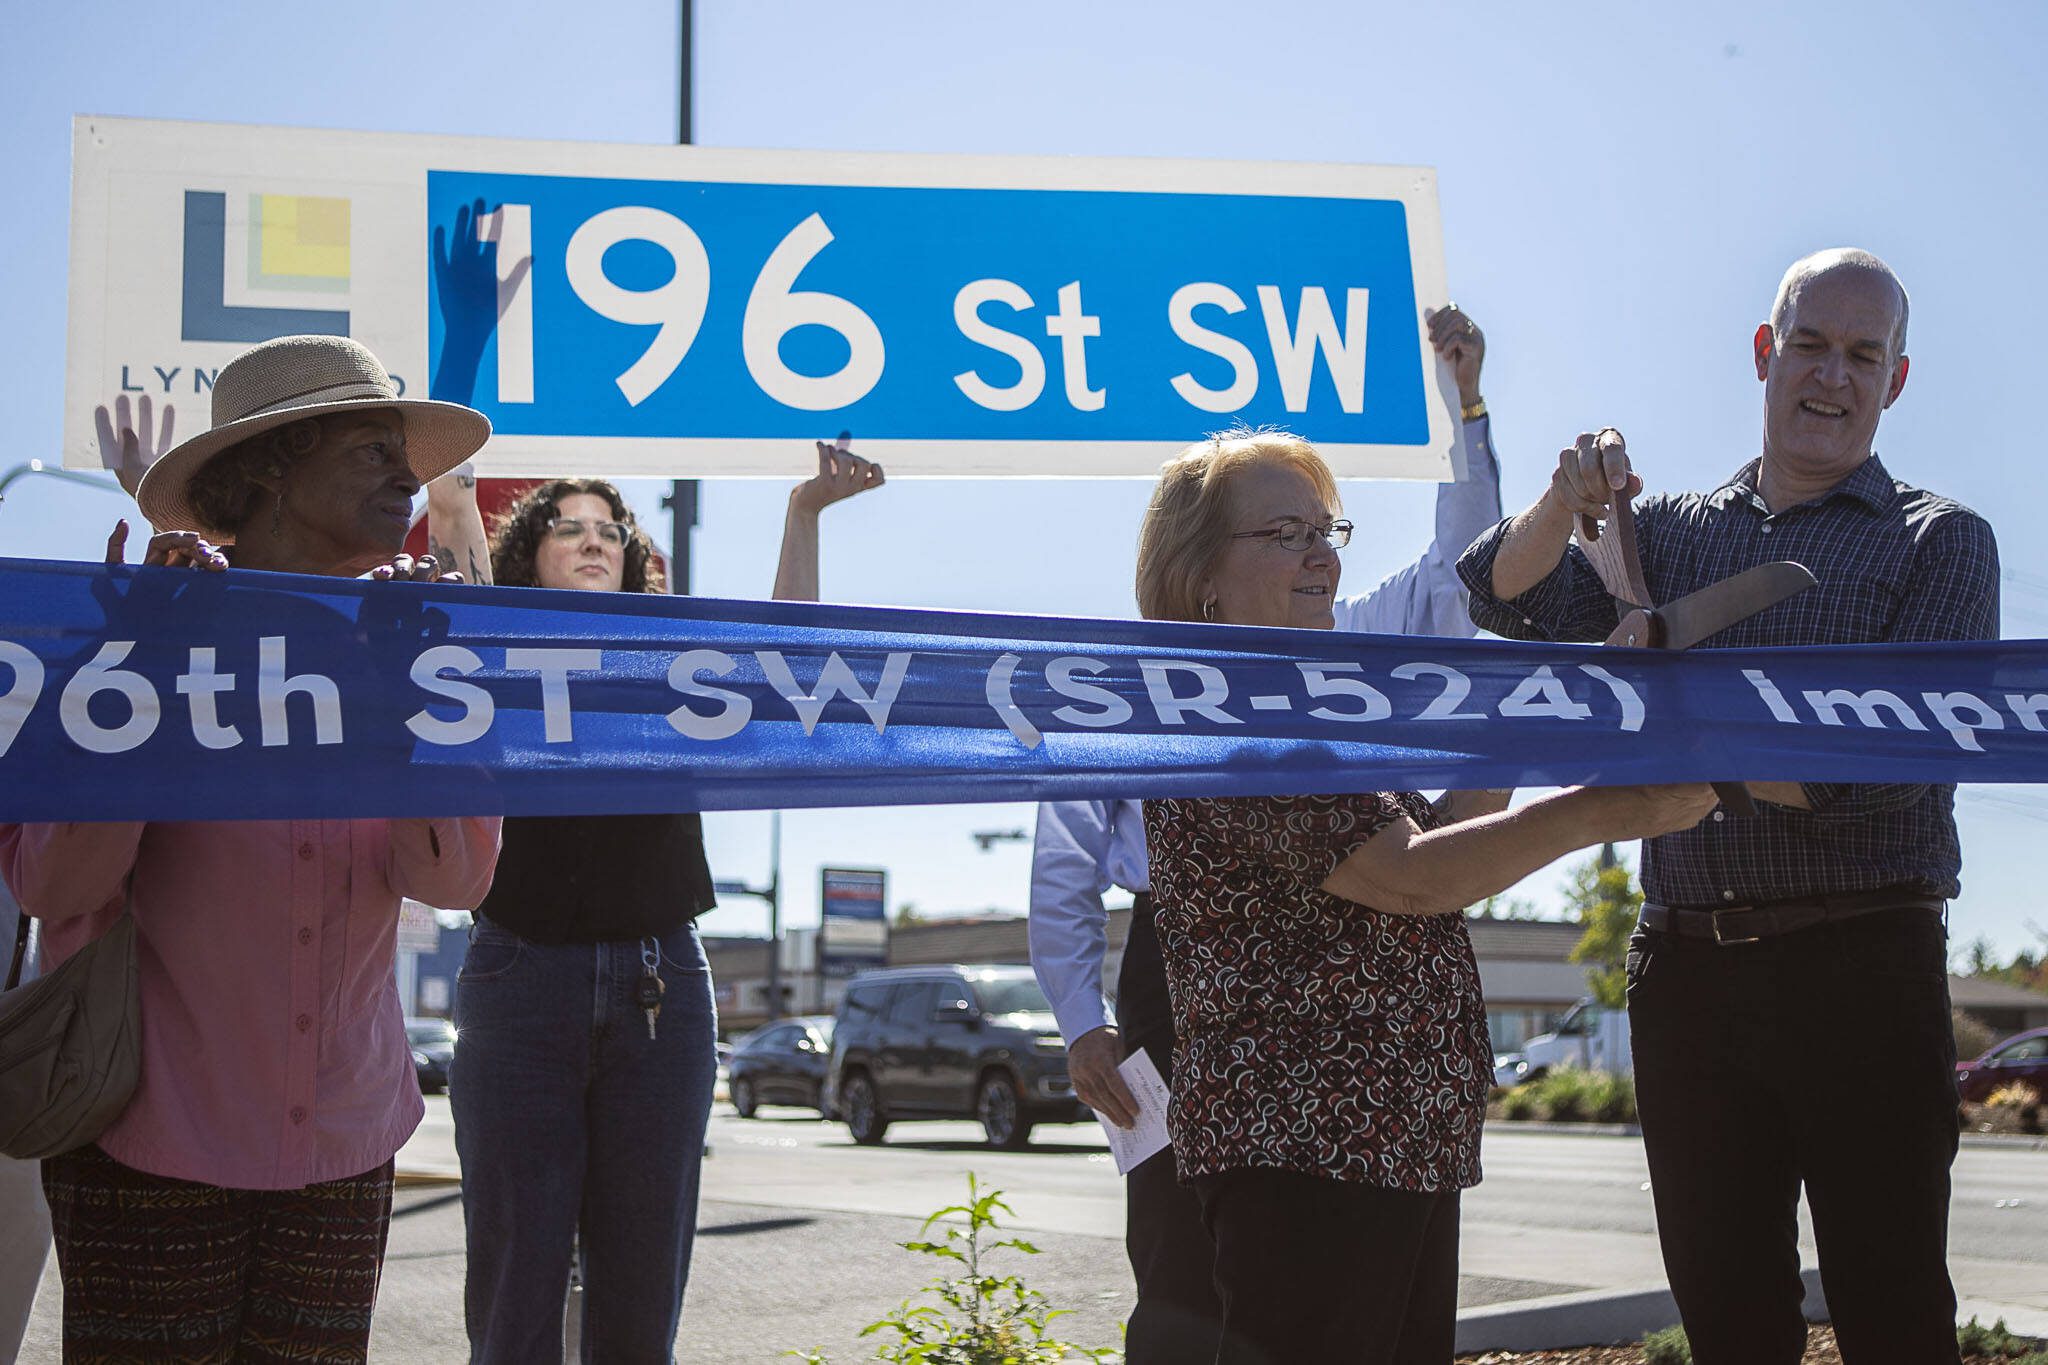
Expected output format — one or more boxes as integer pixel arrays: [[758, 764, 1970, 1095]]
[[1586, 1070, 1637, 1124], [1499, 1085, 1539, 1120], [789, 1173, 1121, 1364], [1957, 1315, 2048, 1359], [1534, 1069, 1589, 1122], [1642, 1323, 1691, 1364]]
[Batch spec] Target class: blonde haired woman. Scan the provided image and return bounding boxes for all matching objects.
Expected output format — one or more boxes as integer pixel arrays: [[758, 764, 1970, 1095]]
[[1135, 429, 1715, 1365]]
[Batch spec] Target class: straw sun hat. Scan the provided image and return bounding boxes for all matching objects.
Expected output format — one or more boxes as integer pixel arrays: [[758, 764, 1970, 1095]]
[[136, 334, 491, 540]]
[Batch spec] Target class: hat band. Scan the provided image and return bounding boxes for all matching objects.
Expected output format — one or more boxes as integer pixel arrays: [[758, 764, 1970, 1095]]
[[223, 377, 400, 425]]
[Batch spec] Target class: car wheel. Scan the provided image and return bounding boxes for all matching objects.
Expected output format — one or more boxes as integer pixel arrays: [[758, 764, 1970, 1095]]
[[732, 1077, 758, 1118], [978, 1072, 1033, 1150], [843, 1073, 889, 1145]]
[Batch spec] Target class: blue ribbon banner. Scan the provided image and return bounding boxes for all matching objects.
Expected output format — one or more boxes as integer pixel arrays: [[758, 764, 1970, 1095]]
[[4, 559, 2045, 823]]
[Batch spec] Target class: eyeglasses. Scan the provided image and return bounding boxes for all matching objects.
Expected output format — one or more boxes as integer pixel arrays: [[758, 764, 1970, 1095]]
[[1231, 519, 1353, 552], [545, 516, 630, 547]]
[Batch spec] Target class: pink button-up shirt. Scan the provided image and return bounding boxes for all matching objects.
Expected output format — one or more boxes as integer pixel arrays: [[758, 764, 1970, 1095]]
[[1, 816, 499, 1190]]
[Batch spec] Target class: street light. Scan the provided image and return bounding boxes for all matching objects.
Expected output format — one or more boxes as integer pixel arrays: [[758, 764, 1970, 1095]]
[[0, 461, 127, 505], [970, 829, 1028, 852], [713, 810, 785, 1020]]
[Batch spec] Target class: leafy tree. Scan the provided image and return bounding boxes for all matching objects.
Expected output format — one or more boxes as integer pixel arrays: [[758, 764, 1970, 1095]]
[[1566, 846, 1642, 1010]]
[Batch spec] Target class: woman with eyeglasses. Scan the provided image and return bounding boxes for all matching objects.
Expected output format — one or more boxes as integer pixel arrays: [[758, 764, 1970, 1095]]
[[1134, 429, 1716, 1365], [449, 458, 879, 1363]]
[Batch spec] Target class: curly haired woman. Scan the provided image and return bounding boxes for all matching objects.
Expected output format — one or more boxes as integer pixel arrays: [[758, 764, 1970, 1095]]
[[441, 450, 880, 1364]]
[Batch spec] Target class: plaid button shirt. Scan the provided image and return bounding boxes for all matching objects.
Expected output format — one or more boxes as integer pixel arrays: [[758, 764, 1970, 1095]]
[[1457, 454, 2000, 906]]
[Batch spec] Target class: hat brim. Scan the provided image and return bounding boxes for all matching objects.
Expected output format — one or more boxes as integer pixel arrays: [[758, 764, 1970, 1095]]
[[136, 396, 492, 542]]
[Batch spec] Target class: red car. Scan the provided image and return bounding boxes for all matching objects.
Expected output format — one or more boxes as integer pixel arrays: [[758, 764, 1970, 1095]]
[[1956, 1027, 2048, 1104]]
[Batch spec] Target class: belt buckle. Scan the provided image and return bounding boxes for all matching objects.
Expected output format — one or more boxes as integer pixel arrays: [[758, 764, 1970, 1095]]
[[1711, 908, 1762, 946]]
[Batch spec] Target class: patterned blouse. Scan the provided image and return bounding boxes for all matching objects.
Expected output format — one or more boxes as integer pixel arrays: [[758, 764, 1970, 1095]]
[[1143, 791, 1492, 1193]]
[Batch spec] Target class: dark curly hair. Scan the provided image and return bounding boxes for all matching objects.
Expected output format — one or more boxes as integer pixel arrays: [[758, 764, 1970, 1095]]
[[489, 479, 665, 594], [184, 417, 328, 537]]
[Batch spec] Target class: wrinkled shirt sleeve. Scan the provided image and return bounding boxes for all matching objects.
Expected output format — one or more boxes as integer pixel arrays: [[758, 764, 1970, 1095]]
[[1028, 801, 1117, 1045], [386, 816, 502, 909], [1338, 416, 1503, 638]]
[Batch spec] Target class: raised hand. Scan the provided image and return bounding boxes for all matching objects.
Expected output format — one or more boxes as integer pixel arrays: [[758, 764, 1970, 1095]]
[[792, 436, 886, 515], [94, 394, 175, 498], [1425, 304, 1486, 406]]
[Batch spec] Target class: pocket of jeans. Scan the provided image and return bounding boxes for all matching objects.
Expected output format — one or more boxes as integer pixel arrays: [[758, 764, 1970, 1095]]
[[1838, 913, 1948, 986], [1624, 943, 1654, 997], [457, 922, 525, 983]]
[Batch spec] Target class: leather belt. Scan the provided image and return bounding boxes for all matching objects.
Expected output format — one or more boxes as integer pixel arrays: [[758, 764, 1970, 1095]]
[[1639, 887, 1946, 946]]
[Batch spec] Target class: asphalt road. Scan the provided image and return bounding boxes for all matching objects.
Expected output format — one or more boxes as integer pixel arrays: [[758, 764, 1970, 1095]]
[[17, 1101, 2047, 1362]]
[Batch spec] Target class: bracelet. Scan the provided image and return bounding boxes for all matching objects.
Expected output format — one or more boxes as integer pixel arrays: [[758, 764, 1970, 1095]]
[[1460, 398, 1488, 422]]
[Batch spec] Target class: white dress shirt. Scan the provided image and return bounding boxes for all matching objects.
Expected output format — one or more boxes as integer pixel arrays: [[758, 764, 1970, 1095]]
[[1027, 417, 1504, 1045]]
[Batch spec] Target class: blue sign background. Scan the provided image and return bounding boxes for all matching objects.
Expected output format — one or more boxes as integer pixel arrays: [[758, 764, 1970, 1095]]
[[426, 172, 1426, 445]]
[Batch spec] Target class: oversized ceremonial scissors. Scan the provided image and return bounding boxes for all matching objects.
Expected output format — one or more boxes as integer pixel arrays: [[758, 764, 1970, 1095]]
[[1575, 481, 1818, 815]]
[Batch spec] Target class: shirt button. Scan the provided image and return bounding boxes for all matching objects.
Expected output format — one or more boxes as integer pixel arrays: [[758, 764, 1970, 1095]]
[[295, 1013, 311, 1033], [1522, 617, 1534, 626], [297, 843, 315, 861], [1722, 890, 1736, 901], [1713, 810, 1726, 823], [297, 927, 313, 945], [290, 1106, 307, 1124], [1760, 524, 1773, 535]]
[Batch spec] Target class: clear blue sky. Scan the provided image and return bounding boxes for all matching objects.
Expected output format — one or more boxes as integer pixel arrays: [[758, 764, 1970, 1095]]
[[5, 1, 2046, 960]]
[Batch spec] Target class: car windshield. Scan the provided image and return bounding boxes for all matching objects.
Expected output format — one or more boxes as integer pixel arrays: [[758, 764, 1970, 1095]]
[[407, 1021, 455, 1046], [972, 977, 1053, 1015]]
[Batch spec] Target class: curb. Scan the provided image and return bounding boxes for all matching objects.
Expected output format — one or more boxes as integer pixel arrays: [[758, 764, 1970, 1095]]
[[393, 1168, 462, 1188], [1485, 1120, 2045, 1150], [1455, 1269, 1827, 1353]]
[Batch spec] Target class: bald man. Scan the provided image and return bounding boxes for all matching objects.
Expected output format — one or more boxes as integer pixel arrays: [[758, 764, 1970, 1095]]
[[1457, 250, 1996, 1365]]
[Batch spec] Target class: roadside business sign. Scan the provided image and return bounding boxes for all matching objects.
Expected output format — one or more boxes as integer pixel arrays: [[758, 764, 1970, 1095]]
[[819, 867, 888, 980], [66, 116, 1461, 481]]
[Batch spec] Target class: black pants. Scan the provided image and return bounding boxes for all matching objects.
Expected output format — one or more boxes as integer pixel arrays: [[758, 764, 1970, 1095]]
[[1118, 893, 1226, 1365], [1629, 907, 1961, 1365], [1193, 1167, 1460, 1365]]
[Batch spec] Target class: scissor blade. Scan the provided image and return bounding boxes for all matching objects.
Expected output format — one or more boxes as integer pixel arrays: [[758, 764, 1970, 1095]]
[[1655, 562, 1819, 650], [1577, 494, 1652, 611]]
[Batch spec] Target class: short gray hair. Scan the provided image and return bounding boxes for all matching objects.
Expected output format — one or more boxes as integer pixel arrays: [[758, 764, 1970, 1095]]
[[1769, 248, 1910, 357]]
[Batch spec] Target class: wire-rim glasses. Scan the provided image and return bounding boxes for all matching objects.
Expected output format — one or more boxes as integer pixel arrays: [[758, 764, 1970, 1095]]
[[1230, 519, 1353, 552]]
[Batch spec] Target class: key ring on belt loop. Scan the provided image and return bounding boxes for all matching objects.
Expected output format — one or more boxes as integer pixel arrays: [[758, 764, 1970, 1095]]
[[640, 938, 661, 974]]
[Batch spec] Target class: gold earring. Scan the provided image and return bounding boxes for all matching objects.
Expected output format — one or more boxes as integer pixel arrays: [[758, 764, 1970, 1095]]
[[1201, 599, 1217, 622]]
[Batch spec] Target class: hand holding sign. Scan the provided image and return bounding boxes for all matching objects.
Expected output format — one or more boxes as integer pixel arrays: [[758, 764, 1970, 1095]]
[[794, 434, 885, 515], [1425, 305, 1486, 406], [103, 519, 227, 571]]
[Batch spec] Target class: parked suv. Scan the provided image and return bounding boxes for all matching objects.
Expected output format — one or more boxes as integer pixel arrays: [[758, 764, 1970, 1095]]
[[822, 965, 1086, 1149]]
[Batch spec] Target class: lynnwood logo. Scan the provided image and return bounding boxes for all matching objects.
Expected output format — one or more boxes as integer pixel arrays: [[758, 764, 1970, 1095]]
[[180, 190, 352, 344]]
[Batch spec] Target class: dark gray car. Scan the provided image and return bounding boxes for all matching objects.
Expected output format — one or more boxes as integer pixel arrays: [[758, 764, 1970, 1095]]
[[821, 965, 1086, 1149]]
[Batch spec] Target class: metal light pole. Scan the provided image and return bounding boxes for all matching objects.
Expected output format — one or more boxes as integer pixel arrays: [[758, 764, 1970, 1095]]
[[663, 0, 699, 596], [712, 810, 784, 1020]]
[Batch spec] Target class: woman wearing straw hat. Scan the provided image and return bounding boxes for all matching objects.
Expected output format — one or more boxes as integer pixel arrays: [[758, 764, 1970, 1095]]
[[0, 333, 503, 1362]]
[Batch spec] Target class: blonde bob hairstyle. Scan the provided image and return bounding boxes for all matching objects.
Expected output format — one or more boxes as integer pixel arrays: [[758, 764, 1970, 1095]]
[[1134, 427, 1342, 622]]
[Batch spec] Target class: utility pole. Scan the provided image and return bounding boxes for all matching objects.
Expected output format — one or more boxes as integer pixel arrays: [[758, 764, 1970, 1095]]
[[712, 810, 784, 1020], [663, 0, 699, 595]]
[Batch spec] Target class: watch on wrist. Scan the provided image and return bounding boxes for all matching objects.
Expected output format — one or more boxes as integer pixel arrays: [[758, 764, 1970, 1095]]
[[1460, 397, 1488, 422]]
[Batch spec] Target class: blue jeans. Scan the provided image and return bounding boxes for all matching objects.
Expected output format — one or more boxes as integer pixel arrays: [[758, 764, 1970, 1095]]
[[452, 917, 717, 1365]]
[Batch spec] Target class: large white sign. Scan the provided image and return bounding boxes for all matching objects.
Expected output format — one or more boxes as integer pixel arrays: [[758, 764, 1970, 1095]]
[[66, 116, 1461, 480]]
